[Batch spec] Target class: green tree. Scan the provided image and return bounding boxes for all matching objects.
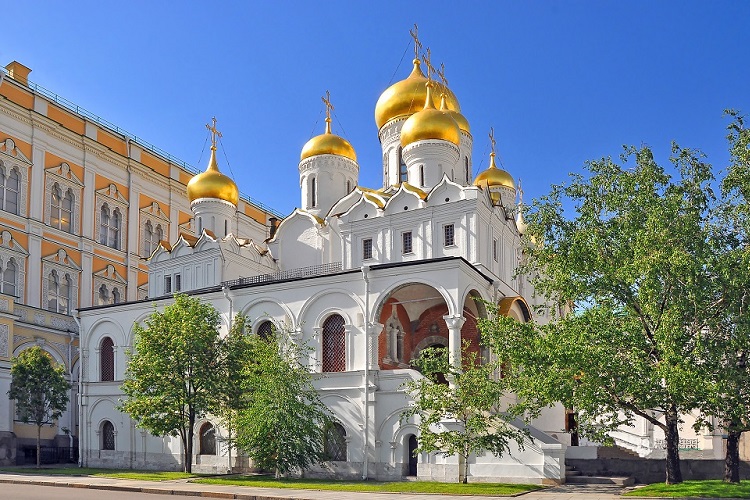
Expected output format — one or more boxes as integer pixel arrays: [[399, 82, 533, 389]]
[[233, 328, 330, 478], [696, 110, 750, 483], [482, 144, 719, 484], [401, 343, 526, 484], [8, 346, 70, 468], [120, 294, 224, 473], [214, 313, 252, 472]]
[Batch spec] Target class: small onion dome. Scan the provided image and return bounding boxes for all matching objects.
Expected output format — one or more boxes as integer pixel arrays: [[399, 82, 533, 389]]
[[300, 117, 357, 162], [187, 147, 239, 205], [473, 152, 515, 189], [439, 93, 470, 134], [375, 58, 460, 130], [400, 82, 461, 147]]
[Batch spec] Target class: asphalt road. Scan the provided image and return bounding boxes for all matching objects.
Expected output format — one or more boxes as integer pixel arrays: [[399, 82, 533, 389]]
[[1, 483, 179, 499]]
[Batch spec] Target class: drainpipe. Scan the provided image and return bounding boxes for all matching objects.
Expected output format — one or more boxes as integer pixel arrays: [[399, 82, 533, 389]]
[[67, 331, 75, 459], [361, 264, 370, 480], [73, 313, 83, 467]]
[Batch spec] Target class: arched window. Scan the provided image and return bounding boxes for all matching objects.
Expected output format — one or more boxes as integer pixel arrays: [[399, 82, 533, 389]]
[[100, 205, 110, 245], [257, 320, 274, 341], [100, 336, 115, 382], [311, 177, 317, 208], [144, 221, 154, 255], [2, 258, 16, 296], [155, 224, 163, 244], [0, 165, 20, 215], [398, 147, 407, 183], [51, 184, 74, 232], [47, 270, 72, 314], [199, 422, 216, 455], [100, 204, 121, 249], [407, 434, 418, 476], [324, 422, 347, 461], [322, 314, 346, 372], [346, 179, 351, 193], [101, 420, 115, 450], [112, 287, 121, 304], [419, 165, 425, 187], [98, 284, 110, 305], [465, 157, 470, 183], [111, 209, 121, 249]]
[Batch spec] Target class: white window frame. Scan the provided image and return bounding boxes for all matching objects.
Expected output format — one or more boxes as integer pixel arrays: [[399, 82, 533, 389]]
[[45, 162, 82, 234]]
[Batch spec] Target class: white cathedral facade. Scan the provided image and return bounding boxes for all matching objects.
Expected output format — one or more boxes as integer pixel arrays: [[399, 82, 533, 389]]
[[77, 54, 570, 484]]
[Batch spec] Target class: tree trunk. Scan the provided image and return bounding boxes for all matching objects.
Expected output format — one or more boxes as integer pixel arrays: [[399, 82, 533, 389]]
[[186, 424, 194, 473], [462, 450, 468, 484], [664, 406, 683, 484], [725, 429, 741, 483], [36, 424, 41, 468]]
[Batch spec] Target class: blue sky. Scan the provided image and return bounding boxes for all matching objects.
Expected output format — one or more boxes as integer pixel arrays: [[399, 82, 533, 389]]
[[2, 1, 749, 216]]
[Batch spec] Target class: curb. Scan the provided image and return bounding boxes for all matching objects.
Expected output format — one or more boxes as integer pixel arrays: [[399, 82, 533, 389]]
[[0, 477, 295, 500]]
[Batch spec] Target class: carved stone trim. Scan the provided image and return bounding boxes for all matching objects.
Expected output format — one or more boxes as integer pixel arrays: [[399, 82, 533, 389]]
[[0, 231, 28, 301], [0, 324, 9, 357]]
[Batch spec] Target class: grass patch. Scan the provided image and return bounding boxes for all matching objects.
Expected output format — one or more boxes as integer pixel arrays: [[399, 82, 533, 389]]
[[194, 475, 543, 495], [624, 479, 750, 498], [0, 466, 197, 481]]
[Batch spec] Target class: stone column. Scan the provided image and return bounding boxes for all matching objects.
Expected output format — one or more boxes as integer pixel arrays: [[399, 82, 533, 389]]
[[443, 315, 465, 370]]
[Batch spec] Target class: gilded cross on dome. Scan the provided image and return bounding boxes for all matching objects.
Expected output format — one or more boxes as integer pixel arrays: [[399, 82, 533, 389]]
[[206, 117, 222, 151], [409, 24, 422, 60], [422, 47, 435, 82], [437, 63, 448, 86], [489, 127, 497, 155], [322, 90, 334, 122]]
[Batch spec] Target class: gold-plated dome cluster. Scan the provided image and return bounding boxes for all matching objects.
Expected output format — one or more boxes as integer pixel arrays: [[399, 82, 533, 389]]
[[374, 58, 462, 130], [300, 117, 357, 162], [187, 118, 239, 206], [400, 82, 461, 147]]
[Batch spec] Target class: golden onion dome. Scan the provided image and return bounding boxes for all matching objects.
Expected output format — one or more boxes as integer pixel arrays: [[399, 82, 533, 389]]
[[473, 152, 515, 189], [439, 93, 470, 134], [375, 58, 460, 130], [400, 83, 461, 147], [186, 148, 240, 206], [300, 118, 357, 162]]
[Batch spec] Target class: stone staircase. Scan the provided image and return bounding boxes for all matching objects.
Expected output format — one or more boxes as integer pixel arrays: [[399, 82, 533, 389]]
[[565, 464, 635, 486]]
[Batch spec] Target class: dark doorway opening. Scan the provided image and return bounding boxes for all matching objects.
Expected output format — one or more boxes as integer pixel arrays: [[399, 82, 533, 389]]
[[408, 434, 418, 476]]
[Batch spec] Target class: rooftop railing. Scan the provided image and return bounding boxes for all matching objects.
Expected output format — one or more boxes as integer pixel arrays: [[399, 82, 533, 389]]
[[1, 67, 284, 219], [224, 262, 344, 288]]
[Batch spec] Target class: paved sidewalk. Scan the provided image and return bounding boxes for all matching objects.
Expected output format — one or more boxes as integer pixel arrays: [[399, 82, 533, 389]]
[[0, 472, 629, 500]]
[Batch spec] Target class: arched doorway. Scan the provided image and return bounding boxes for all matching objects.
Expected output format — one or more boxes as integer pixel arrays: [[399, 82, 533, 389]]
[[407, 434, 418, 476]]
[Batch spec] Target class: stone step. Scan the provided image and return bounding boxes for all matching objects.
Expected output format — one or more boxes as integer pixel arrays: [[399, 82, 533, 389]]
[[566, 475, 635, 486], [565, 469, 582, 476]]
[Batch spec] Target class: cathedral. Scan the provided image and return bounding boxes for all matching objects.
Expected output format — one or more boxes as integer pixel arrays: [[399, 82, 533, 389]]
[[75, 38, 570, 484]]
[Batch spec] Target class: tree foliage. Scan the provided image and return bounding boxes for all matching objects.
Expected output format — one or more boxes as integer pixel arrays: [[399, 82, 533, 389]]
[[233, 327, 330, 478], [481, 144, 719, 484], [8, 346, 69, 467], [401, 343, 527, 483], [120, 294, 224, 473], [696, 111, 750, 483]]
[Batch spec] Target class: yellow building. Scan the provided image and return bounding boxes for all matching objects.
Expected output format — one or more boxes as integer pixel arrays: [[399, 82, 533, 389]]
[[0, 61, 278, 465]]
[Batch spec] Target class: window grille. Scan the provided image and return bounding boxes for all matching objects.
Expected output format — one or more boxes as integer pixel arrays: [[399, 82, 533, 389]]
[[257, 320, 274, 341], [102, 421, 115, 450], [322, 314, 346, 372], [100, 337, 115, 382], [363, 238, 373, 260], [199, 423, 216, 455], [324, 422, 347, 461], [444, 224, 455, 247], [402, 231, 413, 254]]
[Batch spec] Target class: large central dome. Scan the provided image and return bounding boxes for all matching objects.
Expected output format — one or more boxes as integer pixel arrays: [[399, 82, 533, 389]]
[[374, 59, 460, 130]]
